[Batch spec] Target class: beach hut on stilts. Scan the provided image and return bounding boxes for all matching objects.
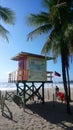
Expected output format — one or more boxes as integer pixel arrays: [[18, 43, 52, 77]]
[[8, 52, 54, 110]]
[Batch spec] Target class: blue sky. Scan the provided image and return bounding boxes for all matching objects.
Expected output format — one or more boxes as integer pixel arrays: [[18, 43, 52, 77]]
[[0, 0, 73, 82]]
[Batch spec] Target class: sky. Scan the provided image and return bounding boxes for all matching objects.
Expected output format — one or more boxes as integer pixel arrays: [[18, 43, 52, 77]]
[[0, 0, 73, 82]]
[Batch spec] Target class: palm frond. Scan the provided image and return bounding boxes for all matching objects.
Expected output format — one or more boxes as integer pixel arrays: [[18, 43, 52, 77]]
[[0, 6, 16, 25], [0, 24, 9, 42], [64, 24, 73, 53], [27, 12, 51, 27], [41, 28, 61, 57], [41, 37, 52, 55], [64, 24, 73, 43], [27, 24, 52, 41], [53, 2, 67, 8], [42, 0, 50, 10]]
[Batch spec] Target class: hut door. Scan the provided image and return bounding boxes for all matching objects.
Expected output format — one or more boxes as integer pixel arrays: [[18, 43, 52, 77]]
[[18, 57, 28, 81], [18, 59, 24, 81], [23, 57, 28, 81]]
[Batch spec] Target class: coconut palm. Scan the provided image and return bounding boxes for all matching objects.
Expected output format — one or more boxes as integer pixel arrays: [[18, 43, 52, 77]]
[[0, 6, 16, 42], [42, 24, 73, 102], [27, 0, 73, 113], [64, 24, 73, 101]]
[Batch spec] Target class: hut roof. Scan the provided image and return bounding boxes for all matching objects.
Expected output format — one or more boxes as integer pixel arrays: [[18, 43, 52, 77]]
[[11, 52, 54, 61]]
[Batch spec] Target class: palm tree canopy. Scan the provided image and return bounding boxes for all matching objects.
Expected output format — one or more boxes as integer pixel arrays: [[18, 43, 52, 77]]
[[0, 6, 16, 42], [27, 0, 73, 67], [27, 0, 73, 41]]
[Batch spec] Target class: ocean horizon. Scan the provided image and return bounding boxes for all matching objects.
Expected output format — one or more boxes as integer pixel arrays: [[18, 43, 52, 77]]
[[0, 81, 73, 91]]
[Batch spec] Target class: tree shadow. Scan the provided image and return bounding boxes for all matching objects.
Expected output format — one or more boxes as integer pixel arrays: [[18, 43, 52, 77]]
[[26, 101, 73, 130]]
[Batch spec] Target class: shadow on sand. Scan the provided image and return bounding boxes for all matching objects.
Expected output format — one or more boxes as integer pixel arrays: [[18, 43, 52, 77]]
[[26, 101, 73, 130]]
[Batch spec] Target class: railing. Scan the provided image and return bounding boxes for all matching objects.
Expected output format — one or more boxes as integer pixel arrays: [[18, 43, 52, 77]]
[[8, 69, 53, 82], [8, 70, 18, 82]]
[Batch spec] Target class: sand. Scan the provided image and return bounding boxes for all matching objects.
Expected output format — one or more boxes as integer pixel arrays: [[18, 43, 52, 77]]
[[0, 87, 73, 130]]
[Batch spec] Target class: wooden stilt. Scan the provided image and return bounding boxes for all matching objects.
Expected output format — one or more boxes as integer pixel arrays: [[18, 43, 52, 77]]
[[16, 82, 19, 95], [32, 82, 35, 101], [23, 82, 26, 111], [42, 82, 45, 104]]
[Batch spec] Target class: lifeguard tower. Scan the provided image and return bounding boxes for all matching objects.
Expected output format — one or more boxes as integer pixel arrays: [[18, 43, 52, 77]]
[[8, 52, 54, 109]]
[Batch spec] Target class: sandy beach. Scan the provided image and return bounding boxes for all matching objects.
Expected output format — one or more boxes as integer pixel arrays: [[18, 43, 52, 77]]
[[0, 87, 73, 130]]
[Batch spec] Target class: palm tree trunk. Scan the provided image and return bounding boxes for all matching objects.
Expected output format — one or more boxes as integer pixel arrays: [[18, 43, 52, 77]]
[[61, 49, 71, 114], [66, 67, 71, 101]]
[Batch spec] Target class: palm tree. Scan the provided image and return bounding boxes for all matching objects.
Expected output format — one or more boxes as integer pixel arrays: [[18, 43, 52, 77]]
[[64, 24, 73, 101], [0, 6, 16, 42], [26, 0, 73, 113]]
